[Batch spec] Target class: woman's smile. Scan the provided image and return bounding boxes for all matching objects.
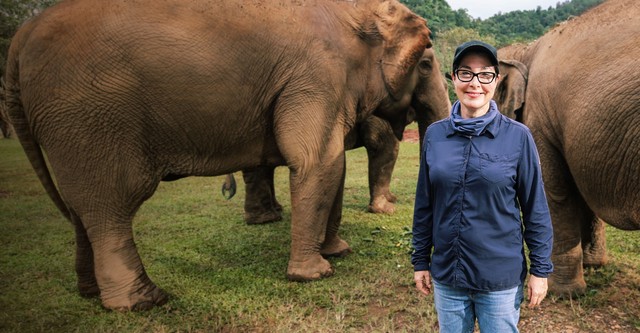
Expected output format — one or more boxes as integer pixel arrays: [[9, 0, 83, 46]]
[[465, 91, 483, 98]]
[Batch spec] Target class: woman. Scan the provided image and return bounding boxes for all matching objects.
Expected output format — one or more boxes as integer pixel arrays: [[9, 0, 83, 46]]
[[411, 40, 553, 332]]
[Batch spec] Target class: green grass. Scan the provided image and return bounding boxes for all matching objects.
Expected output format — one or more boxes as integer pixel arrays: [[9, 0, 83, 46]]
[[0, 138, 638, 332]]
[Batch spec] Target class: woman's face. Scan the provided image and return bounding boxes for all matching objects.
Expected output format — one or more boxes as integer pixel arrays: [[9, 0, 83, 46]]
[[452, 52, 500, 118]]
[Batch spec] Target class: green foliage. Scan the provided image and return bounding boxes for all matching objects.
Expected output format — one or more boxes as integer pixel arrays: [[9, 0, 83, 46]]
[[400, 0, 474, 36], [474, 0, 605, 46], [400, 0, 605, 47]]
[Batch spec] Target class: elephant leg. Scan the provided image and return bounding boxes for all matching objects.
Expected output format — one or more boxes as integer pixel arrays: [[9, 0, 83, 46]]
[[275, 98, 352, 281], [286, 165, 341, 281], [71, 210, 99, 298], [362, 116, 399, 214], [86, 214, 168, 311], [261, 165, 283, 213], [541, 143, 590, 296], [266, 167, 283, 213], [52, 155, 168, 311], [321, 160, 352, 258], [243, 166, 282, 224], [581, 217, 608, 268], [283, 145, 350, 280]]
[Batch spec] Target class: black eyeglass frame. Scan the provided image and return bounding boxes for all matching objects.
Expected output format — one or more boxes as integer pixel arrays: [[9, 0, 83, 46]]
[[454, 69, 497, 84]]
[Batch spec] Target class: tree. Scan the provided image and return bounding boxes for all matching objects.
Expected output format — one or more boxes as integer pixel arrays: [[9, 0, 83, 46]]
[[401, 0, 474, 36]]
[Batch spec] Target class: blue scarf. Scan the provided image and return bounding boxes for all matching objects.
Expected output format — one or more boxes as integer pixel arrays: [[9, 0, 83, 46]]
[[449, 100, 499, 136]]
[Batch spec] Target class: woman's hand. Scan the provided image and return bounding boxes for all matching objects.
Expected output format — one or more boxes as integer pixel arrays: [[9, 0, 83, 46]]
[[414, 270, 432, 296], [527, 275, 548, 308]]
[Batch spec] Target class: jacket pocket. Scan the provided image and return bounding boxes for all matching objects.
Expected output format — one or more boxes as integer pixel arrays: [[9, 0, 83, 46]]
[[479, 153, 517, 184]]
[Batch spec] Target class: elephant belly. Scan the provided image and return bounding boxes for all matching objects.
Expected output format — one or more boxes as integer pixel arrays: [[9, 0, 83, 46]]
[[565, 140, 640, 231], [157, 131, 285, 178]]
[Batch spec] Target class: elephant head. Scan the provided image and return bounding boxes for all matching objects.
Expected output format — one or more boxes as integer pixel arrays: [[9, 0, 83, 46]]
[[374, 0, 432, 102], [411, 48, 451, 146], [371, 43, 450, 148]]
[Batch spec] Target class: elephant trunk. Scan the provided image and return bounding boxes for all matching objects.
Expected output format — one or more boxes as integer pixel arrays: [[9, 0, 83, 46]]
[[412, 73, 452, 151], [414, 99, 451, 151], [417, 116, 427, 151]]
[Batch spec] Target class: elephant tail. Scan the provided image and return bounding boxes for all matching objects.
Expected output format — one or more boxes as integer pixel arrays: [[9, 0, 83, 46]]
[[221, 174, 237, 200], [4, 42, 72, 222]]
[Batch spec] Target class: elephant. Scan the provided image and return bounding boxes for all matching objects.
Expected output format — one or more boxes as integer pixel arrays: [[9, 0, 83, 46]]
[[4, 0, 433, 310], [225, 48, 451, 224], [494, 0, 639, 296]]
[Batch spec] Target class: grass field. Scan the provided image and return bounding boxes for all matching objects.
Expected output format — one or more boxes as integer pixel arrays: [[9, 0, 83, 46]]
[[1, 137, 638, 332]]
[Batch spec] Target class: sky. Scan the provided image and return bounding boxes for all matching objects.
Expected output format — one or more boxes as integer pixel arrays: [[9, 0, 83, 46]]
[[446, 0, 565, 19]]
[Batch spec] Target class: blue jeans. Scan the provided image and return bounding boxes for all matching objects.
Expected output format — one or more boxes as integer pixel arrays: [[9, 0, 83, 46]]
[[433, 280, 523, 333]]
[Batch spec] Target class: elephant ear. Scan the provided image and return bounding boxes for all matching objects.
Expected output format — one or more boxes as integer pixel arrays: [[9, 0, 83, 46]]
[[375, 0, 432, 101], [495, 59, 528, 122]]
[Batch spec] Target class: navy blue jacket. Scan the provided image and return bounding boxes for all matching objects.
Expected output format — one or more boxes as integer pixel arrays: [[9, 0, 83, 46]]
[[411, 106, 553, 291]]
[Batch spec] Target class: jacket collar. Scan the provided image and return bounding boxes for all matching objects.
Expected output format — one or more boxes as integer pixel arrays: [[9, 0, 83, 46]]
[[445, 101, 502, 138]]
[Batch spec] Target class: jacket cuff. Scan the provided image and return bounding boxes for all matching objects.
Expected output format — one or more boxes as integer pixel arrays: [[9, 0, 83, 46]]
[[529, 268, 552, 278], [413, 263, 430, 271]]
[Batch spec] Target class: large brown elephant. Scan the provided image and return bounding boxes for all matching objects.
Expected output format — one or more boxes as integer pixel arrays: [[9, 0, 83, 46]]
[[228, 48, 451, 224], [494, 0, 639, 296], [4, 0, 433, 310]]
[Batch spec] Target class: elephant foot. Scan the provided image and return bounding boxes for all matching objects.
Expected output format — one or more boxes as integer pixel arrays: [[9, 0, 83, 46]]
[[286, 255, 334, 281], [548, 276, 587, 298], [582, 250, 609, 268], [368, 196, 395, 214], [77, 273, 100, 298], [102, 284, 169, 312], [549, 248, 588, 297], [244, 209, 282, 225], [320, 237, 352, 258], [384, 191, 397, 204], [78, 282, 101, 298]]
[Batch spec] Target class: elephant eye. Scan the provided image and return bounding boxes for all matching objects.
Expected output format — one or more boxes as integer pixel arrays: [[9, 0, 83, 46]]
[[418, 60, 432, 71]]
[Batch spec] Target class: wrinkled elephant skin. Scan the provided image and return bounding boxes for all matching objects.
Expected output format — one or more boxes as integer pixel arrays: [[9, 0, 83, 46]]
[[5, 0, 433, 310], [495, 0, 639, 296], [239, 48, 451, 224]]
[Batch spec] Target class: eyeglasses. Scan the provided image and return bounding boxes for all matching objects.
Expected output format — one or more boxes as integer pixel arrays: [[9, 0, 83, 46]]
[[455, 69, 497, 84]]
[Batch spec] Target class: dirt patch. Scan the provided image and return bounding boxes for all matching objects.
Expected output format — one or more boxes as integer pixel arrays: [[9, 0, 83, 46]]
[[402, 129, 420, 143], [518, 265, 640, 333], [376, 266, 640, 333]]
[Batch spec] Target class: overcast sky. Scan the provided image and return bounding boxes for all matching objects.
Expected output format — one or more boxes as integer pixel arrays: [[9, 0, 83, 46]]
[[446, 0, 566, 19]]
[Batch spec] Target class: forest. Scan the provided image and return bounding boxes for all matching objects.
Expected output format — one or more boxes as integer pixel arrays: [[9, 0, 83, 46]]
[[403, 0, 603, 45]]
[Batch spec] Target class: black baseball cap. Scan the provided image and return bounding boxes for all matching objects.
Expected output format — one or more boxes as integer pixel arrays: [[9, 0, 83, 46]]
[[452, 40, 499, 73]]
